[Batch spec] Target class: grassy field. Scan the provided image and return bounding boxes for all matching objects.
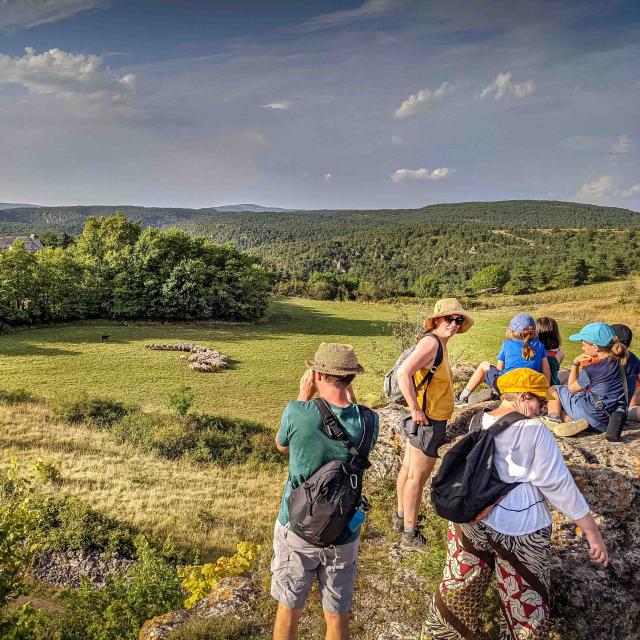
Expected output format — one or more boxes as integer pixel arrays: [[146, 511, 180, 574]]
[[0, 282, 637, 560]]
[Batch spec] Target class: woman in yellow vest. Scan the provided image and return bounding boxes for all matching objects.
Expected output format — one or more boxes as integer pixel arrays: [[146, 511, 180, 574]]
[[395, 298, 474, 550]]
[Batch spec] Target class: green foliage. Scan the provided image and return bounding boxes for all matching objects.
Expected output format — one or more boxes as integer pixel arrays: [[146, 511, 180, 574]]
[[31, 459, 62, 485], [554, 257, 589, 288], [504, 263, 534, 295], [468, 264, 510, 293], [112, 409, 277, 465], [0, 213, 273, 329], [413, 274, 440, 298], [53, 395, 129, 429], [59, 536, 182, 640], [167, 386, 195, 418], [0, 389, 40, 405], [166, 617, 260, 640], [0, 465, 134, 557]]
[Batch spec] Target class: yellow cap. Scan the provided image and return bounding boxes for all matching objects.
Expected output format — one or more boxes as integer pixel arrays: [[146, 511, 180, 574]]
[[497, 368, 554, 400]]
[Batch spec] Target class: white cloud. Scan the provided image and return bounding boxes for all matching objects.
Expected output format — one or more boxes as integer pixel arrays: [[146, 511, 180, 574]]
[[620, 184, 640, 198], [0, 47, 135, 110], [391, 167, 455, 183], [391, 135, 403, 145], [575, 175, 640, 202], [611, 134, 632, 154], [261, 102, 290, 110], [479, 72, 535, 101], [324, 173, 333, 180], [300, 0, 409, 31], [393, 81, 453, 119], [0, 0, 107, 31]]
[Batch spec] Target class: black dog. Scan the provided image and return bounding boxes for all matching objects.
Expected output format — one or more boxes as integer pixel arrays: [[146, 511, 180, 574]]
[[101, 334, 112, 342]]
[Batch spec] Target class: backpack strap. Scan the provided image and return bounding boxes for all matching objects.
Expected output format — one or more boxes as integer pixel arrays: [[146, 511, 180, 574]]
[[314, 398, 372, 469], [414, 333, 444, 412], [619, 362, 630, 409], [485, 411, 527, 436], [468, 410, 485, 433]]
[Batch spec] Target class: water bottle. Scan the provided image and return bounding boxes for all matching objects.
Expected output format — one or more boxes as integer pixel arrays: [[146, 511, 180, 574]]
[[347, 507, 366, 532], [605, 407, 627, 442]]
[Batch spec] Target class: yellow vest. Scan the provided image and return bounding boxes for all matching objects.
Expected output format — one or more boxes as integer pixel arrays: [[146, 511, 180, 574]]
[[413, 343, 454, 420]]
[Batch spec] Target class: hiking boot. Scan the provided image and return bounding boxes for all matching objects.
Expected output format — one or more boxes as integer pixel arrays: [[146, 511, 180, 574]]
[[392, 513, 404, 532], [400, 529, 428, 552], [539, 415, 562, 431]]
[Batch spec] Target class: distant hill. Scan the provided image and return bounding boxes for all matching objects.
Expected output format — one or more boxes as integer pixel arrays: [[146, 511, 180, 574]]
[[214, 204, 295, 213], [0, 202, 39, 210]]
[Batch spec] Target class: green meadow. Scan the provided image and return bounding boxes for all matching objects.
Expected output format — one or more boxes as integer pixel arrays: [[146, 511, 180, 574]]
[[0, 284, 634, 559]]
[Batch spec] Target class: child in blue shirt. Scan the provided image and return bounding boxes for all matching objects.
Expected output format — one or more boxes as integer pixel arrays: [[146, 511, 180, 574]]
[[456, 313, 550, 405]]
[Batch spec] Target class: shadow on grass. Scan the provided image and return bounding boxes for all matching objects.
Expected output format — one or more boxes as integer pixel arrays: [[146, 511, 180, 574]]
[[0, 300, 391, 353]]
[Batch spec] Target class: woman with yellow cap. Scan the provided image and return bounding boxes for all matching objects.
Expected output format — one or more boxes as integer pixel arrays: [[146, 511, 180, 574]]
[[424, 368, 608, 640], [395, 298, 474, 550]]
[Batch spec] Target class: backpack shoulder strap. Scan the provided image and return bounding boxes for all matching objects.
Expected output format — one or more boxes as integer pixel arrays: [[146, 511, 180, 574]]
[[619, 362, 630, 408], [414, 333, 444, 394], [356, 405, 376, 458], [468, 410, 485, 433], [314, 398, 371, 469], [485, 411, 526, 436]]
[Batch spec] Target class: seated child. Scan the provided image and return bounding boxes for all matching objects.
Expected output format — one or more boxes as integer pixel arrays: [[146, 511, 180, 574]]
[[611, 324, 640, 422], [544, 322, 628, 436], [456, 313, 550, 405], [536, 316, 565, 385]]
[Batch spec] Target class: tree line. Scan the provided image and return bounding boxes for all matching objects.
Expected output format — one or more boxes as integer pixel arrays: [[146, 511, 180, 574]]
[[0, 214, 273, 329]]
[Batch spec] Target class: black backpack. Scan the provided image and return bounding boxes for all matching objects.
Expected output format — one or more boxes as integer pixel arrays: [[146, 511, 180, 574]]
[[430, 410, 523, 523], [383, 333, 444, 406], [286, 398, 375, 547]]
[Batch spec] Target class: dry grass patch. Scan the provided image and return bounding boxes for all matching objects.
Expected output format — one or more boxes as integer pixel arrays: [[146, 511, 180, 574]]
[[0, 403, 285, 561]]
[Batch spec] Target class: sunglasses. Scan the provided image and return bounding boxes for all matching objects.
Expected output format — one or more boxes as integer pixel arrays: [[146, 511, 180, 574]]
[[443, 315, 465, 326]]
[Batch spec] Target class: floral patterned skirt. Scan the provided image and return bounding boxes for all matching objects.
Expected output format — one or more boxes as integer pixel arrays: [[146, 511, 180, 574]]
[[424, 521, 552, 640]]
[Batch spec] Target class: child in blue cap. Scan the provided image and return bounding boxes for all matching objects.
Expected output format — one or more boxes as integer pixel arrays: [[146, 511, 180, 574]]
[[543, 322, 629, 436], [456, 313, 551, 405]]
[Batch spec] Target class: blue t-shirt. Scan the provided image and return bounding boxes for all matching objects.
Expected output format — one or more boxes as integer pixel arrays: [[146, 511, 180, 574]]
[[497, 339, 547, 375], [624, 351, 640, 406], [276, 400, 379, 543], [578, 357, 626, 412]]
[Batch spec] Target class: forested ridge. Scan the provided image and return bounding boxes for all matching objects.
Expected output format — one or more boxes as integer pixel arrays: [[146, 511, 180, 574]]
[[2, 200, 639, 300]]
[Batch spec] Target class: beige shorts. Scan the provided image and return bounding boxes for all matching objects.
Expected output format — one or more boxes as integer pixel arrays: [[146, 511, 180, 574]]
[[270, 521, 359, 614]]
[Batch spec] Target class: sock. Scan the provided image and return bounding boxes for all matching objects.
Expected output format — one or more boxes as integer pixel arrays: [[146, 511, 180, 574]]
[[403, 527, 416, 535], [397, 511, 404, 519], [547, 413, 562, 422], [459, 388, 472, 400]]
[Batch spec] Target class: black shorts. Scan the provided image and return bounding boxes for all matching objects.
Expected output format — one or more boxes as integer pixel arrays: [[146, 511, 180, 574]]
[[402, 416, 448, 458]]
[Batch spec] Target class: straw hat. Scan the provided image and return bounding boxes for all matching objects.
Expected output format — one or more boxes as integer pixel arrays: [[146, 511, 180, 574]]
[[305, 342, 365, 376], [497, 368, 554, 400], [423, 298, 474, 334]]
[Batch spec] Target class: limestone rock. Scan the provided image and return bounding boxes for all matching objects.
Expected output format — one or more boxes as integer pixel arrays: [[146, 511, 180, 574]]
[[138, 576, 259, 640]]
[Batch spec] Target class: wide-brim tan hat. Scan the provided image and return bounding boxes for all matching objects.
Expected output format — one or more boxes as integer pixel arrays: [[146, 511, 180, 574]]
[[423, 298, 474, 334], [305, 342, 365, 375]]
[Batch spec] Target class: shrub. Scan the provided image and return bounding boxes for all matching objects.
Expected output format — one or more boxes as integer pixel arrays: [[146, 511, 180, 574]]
[[167, 386, 195, 418], [53, 395, 129, 429], [31, 459, 62, 485], [59, 536, 182, 640], [0, 389, 41, 405], [166, 617, 260, 640], [178, 542, 260, 609]]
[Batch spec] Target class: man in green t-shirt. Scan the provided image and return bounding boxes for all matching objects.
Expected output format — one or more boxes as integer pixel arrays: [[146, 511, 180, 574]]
[[271, 343, 379, 640]]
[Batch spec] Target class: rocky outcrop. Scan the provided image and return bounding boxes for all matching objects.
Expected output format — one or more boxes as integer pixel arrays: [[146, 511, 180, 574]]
[[371, 403, 640, 640], [138, 576, 259, 640], [31, 549, 134, 588]]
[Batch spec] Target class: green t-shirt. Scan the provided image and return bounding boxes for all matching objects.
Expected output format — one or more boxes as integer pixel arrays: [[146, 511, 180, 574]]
[[277, 399, 379, 543]]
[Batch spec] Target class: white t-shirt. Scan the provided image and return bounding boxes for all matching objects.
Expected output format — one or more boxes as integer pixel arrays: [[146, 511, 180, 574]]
[[479, 413, 590, 536]]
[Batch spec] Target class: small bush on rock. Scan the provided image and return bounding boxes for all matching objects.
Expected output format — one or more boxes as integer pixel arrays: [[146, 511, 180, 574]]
[[166, 617, 260, 640]]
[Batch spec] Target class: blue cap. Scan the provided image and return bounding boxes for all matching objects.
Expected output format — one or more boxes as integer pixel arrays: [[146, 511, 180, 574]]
[[509, 313, 536, 333], [569, 322, 616, 348]]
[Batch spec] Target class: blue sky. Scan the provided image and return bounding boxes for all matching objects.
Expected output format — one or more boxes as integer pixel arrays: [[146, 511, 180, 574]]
[[0, 0, 639, 210]]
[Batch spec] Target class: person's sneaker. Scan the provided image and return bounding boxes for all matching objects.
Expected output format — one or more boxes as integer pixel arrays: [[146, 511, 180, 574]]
[[392, 513, 404, 532], [400, 529, 428, 552], [454, 392, 469, 407], [553, 419, 589, 437]]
